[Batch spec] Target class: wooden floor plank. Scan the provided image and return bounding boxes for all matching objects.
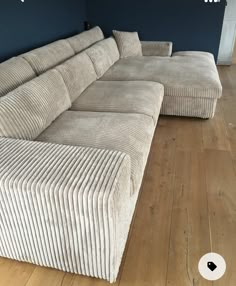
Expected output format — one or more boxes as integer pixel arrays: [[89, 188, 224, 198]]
[[71, 275, 113, 286], [217, 66, 236, 166], [119, 117, 177, 286], [166, 151, 212, 286], [0, 258, 35, 286], [202, 106, 230, 152], [205, 150, 236, 286], [25, 266, 72, 286], [174, 118, 203, 152], [217, 66, 232, 90]]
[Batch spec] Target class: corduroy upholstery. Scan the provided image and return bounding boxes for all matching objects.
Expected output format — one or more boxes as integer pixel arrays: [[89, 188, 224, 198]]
[[0, 137, 131, 283], [113, 30, 142, 58], [161, 96, 217, 118], [56, 52, 97, 102], [101, 52, 222, 118], [37, 111, 155, 194], [0, 27, 223, 283], [0, 70, 71, 140], [0, 57, 36, 97], [101, 54, 222, 98], [67, 26, 104, 54], [173, 51, 215, 58], [86, 38, 120, 78], [141, 41, 173, 56], [71, 80, 164, 124], [22, 40, 75, 75]]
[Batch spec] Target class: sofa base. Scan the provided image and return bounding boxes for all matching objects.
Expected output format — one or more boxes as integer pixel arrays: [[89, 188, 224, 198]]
[[160, 96, 217, 119]]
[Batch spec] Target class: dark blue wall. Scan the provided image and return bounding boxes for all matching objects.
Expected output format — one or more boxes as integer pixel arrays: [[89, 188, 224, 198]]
[[0, 0, 87, 62], [87, 0, 226, 59], [0, 0, 226, 62]]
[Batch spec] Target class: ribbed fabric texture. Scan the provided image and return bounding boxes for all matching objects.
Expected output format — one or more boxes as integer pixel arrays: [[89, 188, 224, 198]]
[[0, 69, 71, 140], [161, 95, 217, 118], [0, 137, 131, 283], [164, 86, 222, 100], [173, 51, 215, 58], [100, 55, 222, 99], [141, 41, 173, 57], [0, 57, 36, 97], [113, 31, 142, 58], [0, 32, 223, 283], [71, 80, 164, 124], [23, 40, 75, 75], [67, 26, 104, 54], [36, 111, 155, 195], [86, 38, 120, 78], [56, 52, 97, 103]]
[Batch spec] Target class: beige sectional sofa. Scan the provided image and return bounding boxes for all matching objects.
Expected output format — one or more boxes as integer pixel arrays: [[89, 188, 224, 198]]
[[0, 26, 222, 282]]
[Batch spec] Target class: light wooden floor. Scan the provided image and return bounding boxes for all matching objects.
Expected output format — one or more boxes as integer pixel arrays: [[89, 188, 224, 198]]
[[1, 65, 236, 286]]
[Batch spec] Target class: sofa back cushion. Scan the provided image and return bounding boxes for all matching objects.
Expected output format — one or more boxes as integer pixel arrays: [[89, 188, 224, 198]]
[[86, 38, 120, 78], [22, 40, 75, 75], [0, 70, 71, 140], [67, 26, 104, 54], [56, 52, 97, 103], [0, 57, 36, 97]]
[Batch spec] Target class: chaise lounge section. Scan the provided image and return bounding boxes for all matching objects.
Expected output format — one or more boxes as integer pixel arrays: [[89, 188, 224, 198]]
[[101, 49, 222, 118], [0, 26, 222, 282]]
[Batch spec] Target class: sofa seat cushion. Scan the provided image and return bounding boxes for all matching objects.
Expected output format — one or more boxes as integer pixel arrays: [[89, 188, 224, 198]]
[[0, 57, 36, 97], [56, 52, 97, 103], [37, 111, 155, 194], [101, 52, 222, 99], [22, 40, 75, 75], [0, 70, 71, 140], [71, 81, 164, 124]]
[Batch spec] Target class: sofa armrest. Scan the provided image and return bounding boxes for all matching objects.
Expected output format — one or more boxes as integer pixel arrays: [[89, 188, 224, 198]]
[[0, 137, 131, 282], [141, 41, 173, 56]]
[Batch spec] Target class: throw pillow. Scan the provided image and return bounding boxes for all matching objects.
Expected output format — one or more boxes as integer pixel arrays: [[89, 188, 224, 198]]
[[113, 30, 142, 58]]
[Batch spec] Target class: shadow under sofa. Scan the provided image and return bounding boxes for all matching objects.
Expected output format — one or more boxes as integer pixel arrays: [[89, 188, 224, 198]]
[[0, 26, 222, 282]]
